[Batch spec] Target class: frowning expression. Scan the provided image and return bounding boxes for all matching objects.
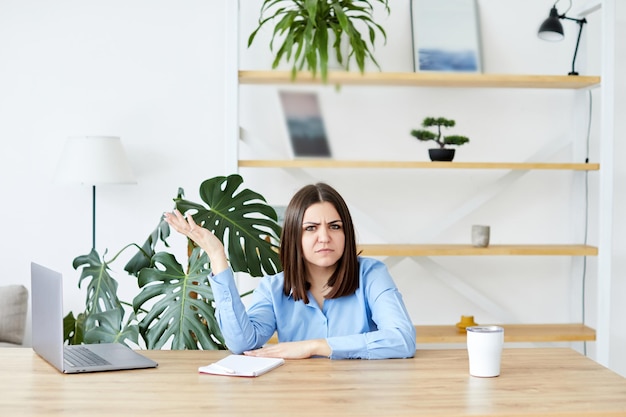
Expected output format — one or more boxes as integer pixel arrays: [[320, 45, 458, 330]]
[[301, 202, 345, 273]]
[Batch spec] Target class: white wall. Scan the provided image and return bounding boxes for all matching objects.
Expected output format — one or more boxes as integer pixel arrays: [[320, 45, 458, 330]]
[[0, 0, 623, 376], [0, 0, 228, 345], [610, 0, 626, 377]]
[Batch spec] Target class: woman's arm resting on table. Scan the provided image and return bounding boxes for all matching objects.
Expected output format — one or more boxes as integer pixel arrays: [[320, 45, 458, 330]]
[[326, 325, 417, 360], [324, 261, 417, 360], [243, 339, 331, 359]]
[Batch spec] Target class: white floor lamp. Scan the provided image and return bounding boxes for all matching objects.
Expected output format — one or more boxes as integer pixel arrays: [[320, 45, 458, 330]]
[[56, 136, 137, 251]]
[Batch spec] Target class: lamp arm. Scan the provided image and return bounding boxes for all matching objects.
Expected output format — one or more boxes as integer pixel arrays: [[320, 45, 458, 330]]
[[565, 17, 587, 76], [560, 15, 586, 24]]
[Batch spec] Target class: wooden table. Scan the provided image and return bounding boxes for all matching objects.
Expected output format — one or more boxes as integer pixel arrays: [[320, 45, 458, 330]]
[[2, 348, 626, 417]]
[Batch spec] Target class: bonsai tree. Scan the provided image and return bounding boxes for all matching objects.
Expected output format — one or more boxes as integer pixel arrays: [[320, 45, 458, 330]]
[[410, 116, 470, 149], [247, 0, 390, 82]]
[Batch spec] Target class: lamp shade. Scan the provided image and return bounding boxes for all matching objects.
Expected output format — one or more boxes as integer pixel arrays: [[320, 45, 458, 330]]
[[538, 6, 564, 41], [56, 136, 136, 185]]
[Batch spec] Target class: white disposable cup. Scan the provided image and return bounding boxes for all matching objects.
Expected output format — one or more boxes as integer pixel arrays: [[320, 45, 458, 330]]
[[466, 326, 504, 377]]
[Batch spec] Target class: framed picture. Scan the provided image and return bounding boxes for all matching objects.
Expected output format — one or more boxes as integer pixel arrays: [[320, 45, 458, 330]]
[[279, 91, 332, 158], [410, 0, 482, 72]]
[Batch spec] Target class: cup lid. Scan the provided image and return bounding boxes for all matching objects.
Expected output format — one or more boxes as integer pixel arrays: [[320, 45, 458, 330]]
[[466, 325, 503, 333]]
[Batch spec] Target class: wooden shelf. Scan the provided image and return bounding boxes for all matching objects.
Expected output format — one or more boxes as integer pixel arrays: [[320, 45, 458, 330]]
[[239, 70, 601, 89], [239, 160, 599, 171], [267, 324, 595, 344], [416, 323, 596, 343], [357, 244, 598, 257]]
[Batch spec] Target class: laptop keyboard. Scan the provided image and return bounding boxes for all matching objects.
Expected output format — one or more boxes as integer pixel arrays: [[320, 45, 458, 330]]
[[64, 346, 111, 367]]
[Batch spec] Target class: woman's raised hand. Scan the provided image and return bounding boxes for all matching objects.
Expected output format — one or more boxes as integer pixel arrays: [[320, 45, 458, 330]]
[[163, 209, 229, 274]]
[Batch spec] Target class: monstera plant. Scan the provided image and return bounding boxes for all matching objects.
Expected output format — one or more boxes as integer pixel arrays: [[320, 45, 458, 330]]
[[63, 174, 282, 350]]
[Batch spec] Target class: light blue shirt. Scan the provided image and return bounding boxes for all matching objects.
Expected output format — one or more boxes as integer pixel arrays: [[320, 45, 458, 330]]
[[209, 257, 416, 360]]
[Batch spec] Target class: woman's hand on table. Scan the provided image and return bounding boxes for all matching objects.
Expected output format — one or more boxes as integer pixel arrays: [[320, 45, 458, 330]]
[[244, 339, 331, 359]]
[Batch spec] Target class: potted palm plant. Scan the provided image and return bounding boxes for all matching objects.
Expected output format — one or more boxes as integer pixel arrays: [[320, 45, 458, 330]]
[[63, 174, 282, 350], [410, 116, 470, 162], [247, 0, 390, 82]]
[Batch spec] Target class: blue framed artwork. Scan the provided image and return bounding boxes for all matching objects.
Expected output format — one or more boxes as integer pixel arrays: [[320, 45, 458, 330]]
[[411, 0, 482, 73]]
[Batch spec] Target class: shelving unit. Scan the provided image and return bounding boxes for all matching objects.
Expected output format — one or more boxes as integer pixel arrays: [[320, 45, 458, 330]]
[[268, 324, 596, 345], [357, 244, 597, 257], [416, 324, 596, 344], [239, 70, 600, 89], [236, 69, 601, 344], [228, 2, 613, 351], [239, 160, 599, 171]]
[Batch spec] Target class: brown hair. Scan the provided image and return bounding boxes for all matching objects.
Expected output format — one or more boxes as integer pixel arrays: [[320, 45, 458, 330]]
[[280, 183, 359, 304]]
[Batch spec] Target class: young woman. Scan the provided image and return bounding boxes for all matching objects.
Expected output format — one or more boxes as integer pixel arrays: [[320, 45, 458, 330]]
[[164, 183, 416, 360]]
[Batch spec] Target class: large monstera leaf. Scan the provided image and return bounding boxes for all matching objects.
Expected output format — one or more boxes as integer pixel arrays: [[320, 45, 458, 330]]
[[133, 248, 225, 350], [175, 174, 282, 277], [73, 249, 123, 316], [124, 215, 171, 276], [84, 308, 139, 345], [69, 249, 136, 345]]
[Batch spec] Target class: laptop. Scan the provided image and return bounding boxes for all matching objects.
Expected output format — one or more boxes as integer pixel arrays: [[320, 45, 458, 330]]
[[31, 262, 158, 374]]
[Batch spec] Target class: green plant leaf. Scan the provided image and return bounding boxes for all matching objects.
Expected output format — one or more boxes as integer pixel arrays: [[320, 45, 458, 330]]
[[249, 0, 390, 82], [410, 129, 437, 141], [125, 216, 171, 276], [423, 117, 455, 128], [444, 135, 470, 146], [63, 311, 85, 345], [175, 174, 282, 277], [133, 248, 225, 350], [73, 249, 123, 316], [70, 249, 137, 346], [125, 187, 187, 277], [84, 308, 140, 346]]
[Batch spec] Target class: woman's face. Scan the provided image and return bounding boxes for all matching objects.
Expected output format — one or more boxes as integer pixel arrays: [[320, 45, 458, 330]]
[[300, 201, 345, 274]]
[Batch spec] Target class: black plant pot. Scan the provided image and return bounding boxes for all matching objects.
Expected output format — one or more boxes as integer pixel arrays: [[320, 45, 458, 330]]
[[428, 148, 455, 162]]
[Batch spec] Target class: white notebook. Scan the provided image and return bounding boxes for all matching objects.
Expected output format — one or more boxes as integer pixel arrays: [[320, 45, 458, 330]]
[[199, 354, 285, 377]]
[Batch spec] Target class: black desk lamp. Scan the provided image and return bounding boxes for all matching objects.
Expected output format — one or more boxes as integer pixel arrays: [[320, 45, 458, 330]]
[[538, 4, 587, 75]]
